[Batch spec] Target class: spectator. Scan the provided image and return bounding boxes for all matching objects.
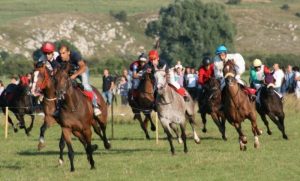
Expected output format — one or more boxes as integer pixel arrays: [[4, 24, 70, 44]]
[[174, 62, 184, 87], [272, 63, 284, 94], [282, 65, 295, 94], [122, 68, 132, 90], [102, 68, 114, 105], [118, 76, 129, 105], [184, 66, 198, 100], [0, 80, 4, 96], [293, 66, 300, 99]]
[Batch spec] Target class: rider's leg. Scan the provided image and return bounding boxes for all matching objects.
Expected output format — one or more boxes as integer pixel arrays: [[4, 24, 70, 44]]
[[81, 68, 101, 116]]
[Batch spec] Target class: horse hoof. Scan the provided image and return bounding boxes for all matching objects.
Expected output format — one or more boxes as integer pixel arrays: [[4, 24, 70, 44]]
[[58, 159, 64, 166], [241, 136, 247, 144], [151, 126, 156, 131], [70, 168, 75, 172], [184, 149, 188, 153], [178, 138, 183, 144], [258, 129, 263, 135], [14, 128, 18, 133], [91, 166, 96, 170], [104, 142, 111, 150], [146, 135, 151, 140], [283, 135, 288, 140], [202, 128, 207, 133], [38, 142, 45, 151], [267, 131, 272, 135], [92, 144, 98, 152], [222, 136, 227, 141], [254, 142, 260, 149]]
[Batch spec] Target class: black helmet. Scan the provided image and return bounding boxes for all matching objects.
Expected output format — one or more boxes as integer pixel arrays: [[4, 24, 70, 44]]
[[138, 53, 147, 62], [202, 57, 211, 66]]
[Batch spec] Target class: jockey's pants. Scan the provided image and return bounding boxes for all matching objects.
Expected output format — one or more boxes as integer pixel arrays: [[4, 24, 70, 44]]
[[81, 68, 98, 107]]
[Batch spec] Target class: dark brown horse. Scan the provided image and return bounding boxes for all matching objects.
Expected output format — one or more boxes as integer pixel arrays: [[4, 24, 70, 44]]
[[223, 60, 262, 150], [256, 78, 288, 139], [199, 77, 227, 140], [128, 72, 156, 139], [0, 75, 35, 135], [32, 63, 111, 152]]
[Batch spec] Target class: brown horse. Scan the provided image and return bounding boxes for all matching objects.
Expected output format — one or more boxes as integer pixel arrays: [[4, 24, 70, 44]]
[[0, 75, 35, 135], [128, 72, 156, 139], [199, 77, 227, 140], [256, 81, 288, 139], [223, 60, 262, 150], [32, 63, 111, 152]]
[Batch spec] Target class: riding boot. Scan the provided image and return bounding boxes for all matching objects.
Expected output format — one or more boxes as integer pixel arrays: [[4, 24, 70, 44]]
[[53, 100, 62, 118], [92, 96, 101, 116]]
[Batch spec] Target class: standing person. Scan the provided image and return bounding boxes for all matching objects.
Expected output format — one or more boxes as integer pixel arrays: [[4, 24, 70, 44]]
[[185, 66, 198, 100], [293, 66, 300, 99], [117, 76, 129, 105], [282, 65, 295, 94], [174, 63, 184, 87], [54, 44, 101, 116], [122, 68, 132, 90], [0, 80, 5, 96], [272, 63, 285, 94], [102, 68, 114, 106]]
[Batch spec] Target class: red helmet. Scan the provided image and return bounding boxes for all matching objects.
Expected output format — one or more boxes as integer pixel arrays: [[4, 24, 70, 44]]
[[41, 42, 55, 53], [148, 50, 159, 61]]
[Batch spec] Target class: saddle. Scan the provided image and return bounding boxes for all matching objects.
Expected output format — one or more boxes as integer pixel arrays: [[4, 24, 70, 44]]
[[72, 81, 93, 101], [168, 84, 189, 101]]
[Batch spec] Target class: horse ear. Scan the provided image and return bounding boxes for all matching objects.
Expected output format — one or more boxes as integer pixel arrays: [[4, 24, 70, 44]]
[[162, 65, 166, 71]]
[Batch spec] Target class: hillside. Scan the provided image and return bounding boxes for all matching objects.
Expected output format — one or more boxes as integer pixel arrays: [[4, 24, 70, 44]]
[[0, 0, 299, 61]]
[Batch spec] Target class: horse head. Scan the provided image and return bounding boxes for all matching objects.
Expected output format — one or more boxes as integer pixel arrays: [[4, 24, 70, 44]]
[[54, 63, 73, 100], [223, 60, 237, 85], [31, 62, 50, 96], [154, 65, 167, 93], [206, 77, 221, 100]]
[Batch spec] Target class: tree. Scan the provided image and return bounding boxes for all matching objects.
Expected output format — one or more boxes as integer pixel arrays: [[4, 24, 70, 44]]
[[146, 0, 236, 66]]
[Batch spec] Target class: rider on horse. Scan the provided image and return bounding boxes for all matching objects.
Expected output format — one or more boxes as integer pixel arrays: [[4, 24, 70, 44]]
[[129, 53, 148, 100], [147, 50, 189, 101], [37, 42, 60, 75], [213, 45, 255, 100], [53, 45, 101, 117], [198, 57, 214, 98]]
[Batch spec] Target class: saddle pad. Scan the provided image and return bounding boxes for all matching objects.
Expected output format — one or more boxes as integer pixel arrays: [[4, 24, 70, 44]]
[[168, 84, 186, 96], [244, 87, 256, 95], [83, 90, 93, 101]]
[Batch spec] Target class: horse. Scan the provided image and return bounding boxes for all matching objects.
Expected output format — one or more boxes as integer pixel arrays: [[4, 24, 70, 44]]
[[0, 75, 36, 135], [223, 60, 262, 150], [32, 62, 110, 157], [198, 77, 227, 140], [128, 72, 156, 139], [154, 66, 200, 154], [256, 75, 288, 139]]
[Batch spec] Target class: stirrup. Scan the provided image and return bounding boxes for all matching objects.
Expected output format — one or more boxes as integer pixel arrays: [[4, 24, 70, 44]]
[[94, 107, 101, 116]]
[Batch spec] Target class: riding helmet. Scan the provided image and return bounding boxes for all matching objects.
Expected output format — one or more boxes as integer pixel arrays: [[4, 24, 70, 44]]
[[148, 50, 159, 61], [215, 45, 227, 55], [202, 57, 211, 66], [41, 42, 55, 53], [253, 59, 262, 67], [138, 53, 147, 62]]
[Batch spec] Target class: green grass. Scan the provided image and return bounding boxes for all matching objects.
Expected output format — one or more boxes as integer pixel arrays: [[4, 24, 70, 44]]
[[0, 95, 300, 180]]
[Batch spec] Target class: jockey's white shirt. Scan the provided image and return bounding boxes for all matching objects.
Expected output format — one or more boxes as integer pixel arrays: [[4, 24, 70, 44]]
[[295, 71, 300, 98], [273, 69, 284, 88]]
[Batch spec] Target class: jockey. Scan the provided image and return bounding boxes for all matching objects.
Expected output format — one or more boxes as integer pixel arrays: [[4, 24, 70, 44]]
[[249, 58, 271, 90], [37, 42, 60, 75], [147, 49, 189, 101], [53, 45, 101, 117], [130, 53, 148, 90]]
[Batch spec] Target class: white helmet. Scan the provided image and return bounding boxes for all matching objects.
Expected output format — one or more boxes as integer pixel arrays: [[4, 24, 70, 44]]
[[253, 59, 262, 67]]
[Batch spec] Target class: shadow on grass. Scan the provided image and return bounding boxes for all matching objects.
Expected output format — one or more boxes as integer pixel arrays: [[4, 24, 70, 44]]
[[0, 164, 21, 170]]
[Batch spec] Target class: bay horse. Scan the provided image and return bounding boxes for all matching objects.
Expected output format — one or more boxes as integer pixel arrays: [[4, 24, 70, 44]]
[[31, 63, 110, 162], [128, 72, 156, 139], [198, 77, 227, 140], [256, 74, 288, 139], [0, 75, 35, 135], [223, 60, 262, 150], [154, 66, 200, 154]]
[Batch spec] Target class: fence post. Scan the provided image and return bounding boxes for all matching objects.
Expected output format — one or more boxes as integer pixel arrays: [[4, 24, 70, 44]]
[[155, 112, 158, 144], [5, 106, 8, 139]]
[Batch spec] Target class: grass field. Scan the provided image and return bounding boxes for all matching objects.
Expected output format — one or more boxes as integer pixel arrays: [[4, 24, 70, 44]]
[[0, 94, 300, 181]]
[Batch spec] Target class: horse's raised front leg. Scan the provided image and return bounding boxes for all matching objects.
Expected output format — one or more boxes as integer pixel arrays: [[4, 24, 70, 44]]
[[170, 122, 182, 144], [249, 113, 260, 149]]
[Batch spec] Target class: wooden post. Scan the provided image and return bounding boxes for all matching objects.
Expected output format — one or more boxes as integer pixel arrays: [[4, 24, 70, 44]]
[[5, 106, 8, 139], [111, 95, 114, 139], [155, 112, 158, 144]]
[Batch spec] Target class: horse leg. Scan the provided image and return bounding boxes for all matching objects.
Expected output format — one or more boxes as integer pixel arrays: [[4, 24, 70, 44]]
[[170, 122, 182, 144], [145, 112, 156, 131], [91, 119, 103, 140], [259, 113, 272, 135], [38, 121, 48, 150], [98, 121, 111, 149], [16, 114, 29, 136], [220, 116, 227, 141], [211, 113, 226, 140], [186, 114, 200, 144], [278, 114, 288, 140], [82, 128, 95, 169], [249, 114, 260, 149], [162, 120, 175, 155], [58, 132, 65, 165], [2, 107, 18, 132], [62, 128, 75, 172], [201, 112, 207, 133], [179, 123, 188, 153], [268, 113, 288, 140], [234, 122, 247, 151], [26, 114, 35, 134], [136, 112, 150, 140]]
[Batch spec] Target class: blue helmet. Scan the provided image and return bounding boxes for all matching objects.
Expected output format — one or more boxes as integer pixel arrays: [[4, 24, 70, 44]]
[[215, 45, 227, 55]]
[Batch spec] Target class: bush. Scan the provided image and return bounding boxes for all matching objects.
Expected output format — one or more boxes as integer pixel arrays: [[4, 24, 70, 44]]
[[110, 10, 127, 22], [0, 54, 33, 75], [295, 12, 300, 18], [226, 0, 241, 5], [280, 4, 289, 11]]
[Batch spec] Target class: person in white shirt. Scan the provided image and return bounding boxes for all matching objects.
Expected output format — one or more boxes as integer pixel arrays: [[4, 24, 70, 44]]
[[293, 66, 300, 99], [272, 63, 284, 94], [184, 66, 198, 100]]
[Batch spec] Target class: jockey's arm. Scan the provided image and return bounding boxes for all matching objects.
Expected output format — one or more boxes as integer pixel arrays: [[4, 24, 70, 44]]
[[71, 60, 86, 79]]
